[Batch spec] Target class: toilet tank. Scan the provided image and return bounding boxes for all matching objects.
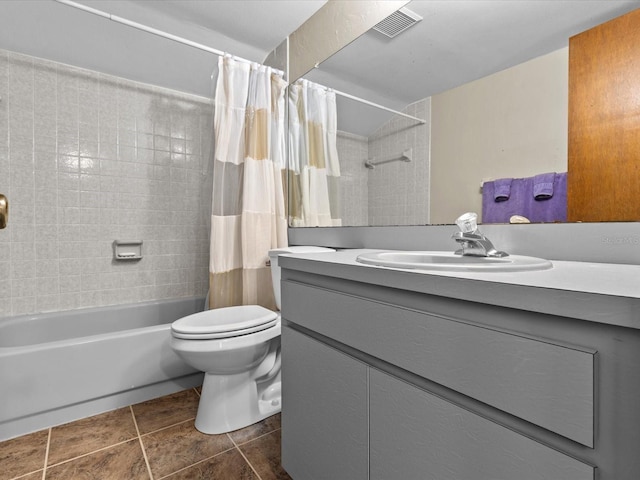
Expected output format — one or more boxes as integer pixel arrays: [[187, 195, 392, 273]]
[[268, 246, 335, 310]]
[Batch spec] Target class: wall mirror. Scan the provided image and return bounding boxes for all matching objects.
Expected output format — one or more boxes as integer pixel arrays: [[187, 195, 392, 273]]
[[288, 0, 639, 228]]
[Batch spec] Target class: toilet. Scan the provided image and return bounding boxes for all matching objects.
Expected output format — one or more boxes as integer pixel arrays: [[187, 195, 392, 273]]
[[170, 246, 334, 434]]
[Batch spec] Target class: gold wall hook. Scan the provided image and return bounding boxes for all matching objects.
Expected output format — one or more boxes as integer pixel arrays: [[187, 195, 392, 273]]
[[0, 194, 8, 229]]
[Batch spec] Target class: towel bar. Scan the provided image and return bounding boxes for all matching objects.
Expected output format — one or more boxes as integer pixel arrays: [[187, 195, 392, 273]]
[[365, 148, 412, 169]]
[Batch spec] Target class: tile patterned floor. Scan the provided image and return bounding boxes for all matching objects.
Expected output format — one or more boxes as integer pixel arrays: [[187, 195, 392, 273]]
[[0, 388, 292, 480]]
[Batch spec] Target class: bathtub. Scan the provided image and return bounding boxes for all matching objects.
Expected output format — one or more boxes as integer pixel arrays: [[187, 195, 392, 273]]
[[0, 297, 205, 441]]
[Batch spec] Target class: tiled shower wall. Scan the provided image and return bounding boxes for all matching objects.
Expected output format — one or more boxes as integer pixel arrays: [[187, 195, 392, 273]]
[[336, 131, 369, 226], [335, 98, 431, 227], [368, 98, 431, 226], [0, 49, 213, 318]]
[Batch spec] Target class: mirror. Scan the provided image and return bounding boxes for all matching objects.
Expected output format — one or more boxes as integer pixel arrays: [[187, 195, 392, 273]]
[[290, 0, 639, 227]]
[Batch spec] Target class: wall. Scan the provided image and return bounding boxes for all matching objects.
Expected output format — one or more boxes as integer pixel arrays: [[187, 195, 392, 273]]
[[289, 222, 640, 265], [430, 48, 569, 224], [0, 49, 213, 318], [315, 47, 567, 228]]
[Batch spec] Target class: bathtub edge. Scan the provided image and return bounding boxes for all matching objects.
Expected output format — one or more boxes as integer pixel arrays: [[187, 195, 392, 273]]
[[0, 372, 204, 442]]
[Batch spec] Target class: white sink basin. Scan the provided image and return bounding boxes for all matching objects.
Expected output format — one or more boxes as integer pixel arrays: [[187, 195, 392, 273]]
[[356, 251, 552, 272]]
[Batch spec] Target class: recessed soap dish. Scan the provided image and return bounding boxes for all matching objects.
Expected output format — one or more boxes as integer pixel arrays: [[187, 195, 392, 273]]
[[113, 240, 143, 261]]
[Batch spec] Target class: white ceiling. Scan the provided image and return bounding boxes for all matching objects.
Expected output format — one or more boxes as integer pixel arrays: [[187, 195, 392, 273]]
[[0, 0, 325, 96], [318, 0, 640, 104], [306, 0, 640, 135], [0, 0, 638, 135], [119, 0, 326, 59]]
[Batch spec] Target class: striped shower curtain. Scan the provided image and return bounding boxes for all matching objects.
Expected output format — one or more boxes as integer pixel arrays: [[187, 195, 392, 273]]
[[288, 79, 342, 227], [209, 56, 288, 310]]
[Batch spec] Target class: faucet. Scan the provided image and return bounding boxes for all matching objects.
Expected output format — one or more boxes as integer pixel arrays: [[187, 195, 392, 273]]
[[452, 212, 508, 258]]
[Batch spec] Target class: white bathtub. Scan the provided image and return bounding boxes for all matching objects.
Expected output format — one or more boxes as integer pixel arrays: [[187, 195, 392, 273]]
[[0, 297, 205, 441]]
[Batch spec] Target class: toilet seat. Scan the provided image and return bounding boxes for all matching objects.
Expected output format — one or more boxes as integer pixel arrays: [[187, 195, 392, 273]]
[[171, 305, 278, 340]]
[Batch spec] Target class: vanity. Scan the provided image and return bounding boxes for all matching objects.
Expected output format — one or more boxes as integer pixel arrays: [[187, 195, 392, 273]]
[[279, 249, 640, 480]]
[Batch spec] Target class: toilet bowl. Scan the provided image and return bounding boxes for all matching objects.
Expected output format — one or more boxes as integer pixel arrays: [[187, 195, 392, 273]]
[[170, 246, 334, 434], [171, 305, 282, 434]]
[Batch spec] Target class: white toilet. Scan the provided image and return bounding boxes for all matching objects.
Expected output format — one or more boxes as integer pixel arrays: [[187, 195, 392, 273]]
[[170, 246, 334, 434]]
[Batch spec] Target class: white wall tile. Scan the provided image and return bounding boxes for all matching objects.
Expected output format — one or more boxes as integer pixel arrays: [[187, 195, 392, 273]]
[[368, 98, 431, 226], [336, 98, 431, 227], [336, 131, 369, 226], [0, 48, 213, 317]]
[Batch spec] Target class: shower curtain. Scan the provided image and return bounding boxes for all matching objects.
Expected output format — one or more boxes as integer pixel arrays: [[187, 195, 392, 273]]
[[288, 79, 342, 227], [209, 56, 288, 310]]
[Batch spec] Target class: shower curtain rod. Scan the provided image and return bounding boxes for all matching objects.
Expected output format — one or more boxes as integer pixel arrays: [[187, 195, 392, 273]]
[[53, 0, 284, 75], [332, 88, 426, 125]]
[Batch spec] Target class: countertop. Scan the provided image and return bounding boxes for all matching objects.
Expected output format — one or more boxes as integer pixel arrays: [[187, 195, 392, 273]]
[[279, 249, 640, 330]]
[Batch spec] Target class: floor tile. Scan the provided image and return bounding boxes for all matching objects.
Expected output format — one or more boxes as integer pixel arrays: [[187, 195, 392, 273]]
[[239, 430, 292, 480], [45, 439, 149, 480], [131, 389, 199, 435], [3, 390, 291, 480], [142, 420, 234, 479], [47, 407, 137, 466], [163, 448, 259, 480], [228, 413, 281, 445], [0, 429, 48, 480]]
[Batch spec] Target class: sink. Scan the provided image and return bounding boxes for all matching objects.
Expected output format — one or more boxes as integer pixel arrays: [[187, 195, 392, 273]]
[[356, 251, 552, 272]]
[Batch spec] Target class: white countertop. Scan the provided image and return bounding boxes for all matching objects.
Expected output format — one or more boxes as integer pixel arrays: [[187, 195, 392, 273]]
[[279, 249, 640, 330]]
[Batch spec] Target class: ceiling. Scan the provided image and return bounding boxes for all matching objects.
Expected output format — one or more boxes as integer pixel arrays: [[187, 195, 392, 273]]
[[0, 0, 325, 96], [305, 0, 640, 135], [0, 0, 638, 135]]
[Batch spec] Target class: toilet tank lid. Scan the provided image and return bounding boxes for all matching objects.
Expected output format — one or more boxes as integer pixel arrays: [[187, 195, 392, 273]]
[[172, 305, 277, 335], [268, 246, 335, 258]]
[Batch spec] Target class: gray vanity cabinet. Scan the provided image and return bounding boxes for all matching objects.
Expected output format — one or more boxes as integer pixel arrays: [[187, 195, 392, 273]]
[[280, 261, 640, 480], [369, 369, 593, 480], [281, 325, 369, 480]]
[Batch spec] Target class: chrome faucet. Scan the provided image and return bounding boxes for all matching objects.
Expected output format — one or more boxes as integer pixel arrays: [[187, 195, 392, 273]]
[[452, 212, 508, 258]]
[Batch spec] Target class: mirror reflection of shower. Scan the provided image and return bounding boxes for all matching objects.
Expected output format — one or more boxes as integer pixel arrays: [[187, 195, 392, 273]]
[[287, 75, 429, 228]]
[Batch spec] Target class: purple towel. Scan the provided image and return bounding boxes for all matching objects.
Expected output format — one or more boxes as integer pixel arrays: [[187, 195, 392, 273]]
[[528, 172, 567, 223], [482, 178, 529, 224], [533, 172, 556, 199], [493, 178, 512, 202], [483, 173, 567, 224]]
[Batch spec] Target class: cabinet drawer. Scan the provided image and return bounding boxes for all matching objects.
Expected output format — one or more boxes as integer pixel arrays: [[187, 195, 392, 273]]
[[282, 280, 595, 447], [370, 370, 594, 480]]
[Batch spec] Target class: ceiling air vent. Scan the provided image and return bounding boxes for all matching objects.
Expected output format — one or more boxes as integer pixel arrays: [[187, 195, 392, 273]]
[[372, 7, 422, 38]]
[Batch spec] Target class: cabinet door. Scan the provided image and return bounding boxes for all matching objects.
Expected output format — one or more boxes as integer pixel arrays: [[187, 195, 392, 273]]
[[568, 8, 640, 221], [281, 326, 368, 480], [370, 369, 594, 480]]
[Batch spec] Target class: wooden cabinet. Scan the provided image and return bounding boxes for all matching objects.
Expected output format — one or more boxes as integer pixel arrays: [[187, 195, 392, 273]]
[[568, 8, 640, 222]]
